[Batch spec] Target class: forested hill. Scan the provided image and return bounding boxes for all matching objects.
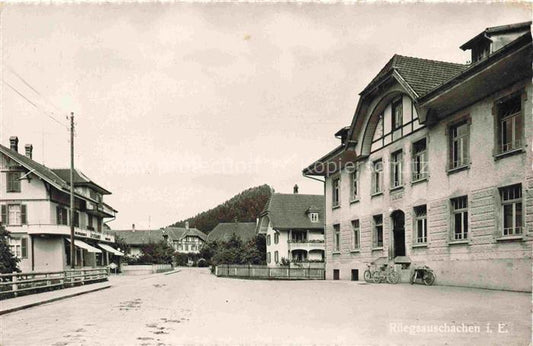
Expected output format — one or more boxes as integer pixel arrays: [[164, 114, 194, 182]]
[[169, 184, 273, 234]]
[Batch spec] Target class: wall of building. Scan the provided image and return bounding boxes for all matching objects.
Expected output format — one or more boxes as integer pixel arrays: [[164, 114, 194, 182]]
[[324, 80, 532, 291], [32, 236, 66, 272]]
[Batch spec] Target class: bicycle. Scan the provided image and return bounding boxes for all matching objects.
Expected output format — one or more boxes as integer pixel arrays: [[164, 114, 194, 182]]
[[371, 264, 400, 284], [410, 265, 436, 286]]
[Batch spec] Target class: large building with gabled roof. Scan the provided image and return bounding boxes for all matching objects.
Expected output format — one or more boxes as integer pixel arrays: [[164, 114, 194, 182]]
[[303, 22, 532, 290], [0, 136, 121, 272]]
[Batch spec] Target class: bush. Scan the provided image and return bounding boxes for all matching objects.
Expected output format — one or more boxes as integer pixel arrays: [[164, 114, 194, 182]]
[[0, 225, 19, 274], [136, 241, 174, 264]]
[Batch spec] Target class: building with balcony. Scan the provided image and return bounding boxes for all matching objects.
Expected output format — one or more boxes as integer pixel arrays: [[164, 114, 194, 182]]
[[303, 22, 532, 291], [208, 221, 257, 244], [257, 188, 325, 267], [0, 136, 121, 272]]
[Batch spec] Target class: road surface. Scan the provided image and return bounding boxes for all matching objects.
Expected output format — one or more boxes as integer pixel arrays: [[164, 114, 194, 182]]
[[0, 267, 530, 345]]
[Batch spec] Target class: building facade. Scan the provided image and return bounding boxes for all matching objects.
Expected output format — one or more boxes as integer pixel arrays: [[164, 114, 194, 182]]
[[303, 22, 532, 291], [1, 136, 121, 272], [257, 190, 325, 267]]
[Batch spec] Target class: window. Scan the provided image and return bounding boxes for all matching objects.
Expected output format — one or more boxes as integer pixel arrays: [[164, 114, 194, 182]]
[[451, 196, 468, 240], [274, 251, 279, 263], [392, 99, 403, 130], [412, 138, 428, 181], [87, 215, 94, 230], [372, 159, 383, 194], [500, 184, 522, 236], [292, 231, 307, 242], [56, 206, 68, 225], [497, 94, 522, 154], [351, 220, 360, 250], [274, 233, 279, 244], [414, 205, 427, 244], [332, 178, 340, 207], [1, 204, 27, 226], [73, 211, 80, 228], [390, 151, 403, 188], [310, 213, 319, 222], [267, 252, 271, 263], [333, 224, 340, 252], [9, 237, 27, 259], [373, 215, 383, 248], [6, 172, 21, 192], [449, 121, 469, 169], [350, 166, 359, 200], [267, 234, 271, 246]]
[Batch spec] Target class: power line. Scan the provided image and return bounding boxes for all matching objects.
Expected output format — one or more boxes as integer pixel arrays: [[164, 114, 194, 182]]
[[6, 65, 66, 116], [2, 79, 69, 130]]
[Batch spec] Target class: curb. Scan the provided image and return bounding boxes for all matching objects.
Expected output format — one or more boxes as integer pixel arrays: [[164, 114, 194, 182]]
[[0, 284, 111, 316]]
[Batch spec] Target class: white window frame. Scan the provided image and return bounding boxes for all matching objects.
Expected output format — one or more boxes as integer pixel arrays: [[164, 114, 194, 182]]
[[333, 224, 340, 252], [412, 138, 428, 181], [332, 177, 340, 207], [310, 213, 319, 223], [500, 184, 522, 236], [373, 215, 383, 248], [449, 121, 470, 170], [372, 159, 383, 195], [497, 94, 522, 154], [391, 150, 403, 189], [451, 196, 468, 240], [351, 220, 360, 250], [414, 205, 427, 244], [350, 167, 359, 201]]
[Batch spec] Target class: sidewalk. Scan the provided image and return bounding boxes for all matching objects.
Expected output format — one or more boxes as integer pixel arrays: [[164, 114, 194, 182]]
[[0, 281, 111, 316]]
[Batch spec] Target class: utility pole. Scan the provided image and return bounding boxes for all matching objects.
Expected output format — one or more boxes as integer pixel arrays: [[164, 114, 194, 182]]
[[69, 112, 75, 269]]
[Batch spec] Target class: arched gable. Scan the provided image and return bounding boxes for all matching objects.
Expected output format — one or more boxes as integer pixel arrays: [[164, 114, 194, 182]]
[[359, 87, 423, 156]]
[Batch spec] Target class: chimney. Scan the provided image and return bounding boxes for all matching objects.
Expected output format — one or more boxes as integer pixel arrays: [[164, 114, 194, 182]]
[[9, 136, 18, 152], [293, 184, 299, 194], [25, 144, 33, 159], [132, 223, 135, 232], [185, 221, 189, 230]]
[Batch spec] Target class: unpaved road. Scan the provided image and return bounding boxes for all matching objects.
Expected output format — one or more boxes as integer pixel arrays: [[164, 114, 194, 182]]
[[0, 267, 530, 345]]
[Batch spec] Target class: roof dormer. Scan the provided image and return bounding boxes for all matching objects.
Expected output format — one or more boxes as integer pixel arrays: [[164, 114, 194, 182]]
[[460, 21, 531, 64]]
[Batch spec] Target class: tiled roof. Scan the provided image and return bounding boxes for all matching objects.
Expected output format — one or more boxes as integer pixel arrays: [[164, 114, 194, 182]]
[[52, 169, 111, 195], [362, 54, 468, 98], [111, 230, 166, 245], [0, 143, 69, 191], [207, 222, 257, 243], [165, 227, 207, 242], [263, 193, 324, 230]]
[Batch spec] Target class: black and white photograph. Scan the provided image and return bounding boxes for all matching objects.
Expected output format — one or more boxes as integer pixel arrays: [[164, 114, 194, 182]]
[[0, 1, 531, 345]]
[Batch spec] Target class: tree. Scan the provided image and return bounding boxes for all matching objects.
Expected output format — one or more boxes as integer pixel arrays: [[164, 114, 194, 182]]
[[209, 233, 266, 266], [114, 234, 130, 256], [0, 224, 19, 273], [137, 241, 174, 264]]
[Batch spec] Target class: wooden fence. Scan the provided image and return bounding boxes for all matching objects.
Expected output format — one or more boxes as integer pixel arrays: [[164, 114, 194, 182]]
[[215, 264, 325, 280], [0, 267, 109, 300]]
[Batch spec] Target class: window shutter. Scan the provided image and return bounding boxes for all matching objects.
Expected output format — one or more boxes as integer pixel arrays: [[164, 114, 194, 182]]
[[6, 173, 12, 192], [1, 205, 7, 225], [21, 238, 28, 258], [21, 205, 27, 225]]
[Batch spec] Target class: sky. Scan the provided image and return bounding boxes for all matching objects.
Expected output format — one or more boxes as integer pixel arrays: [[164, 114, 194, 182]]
[[0, 2, 530, 230]]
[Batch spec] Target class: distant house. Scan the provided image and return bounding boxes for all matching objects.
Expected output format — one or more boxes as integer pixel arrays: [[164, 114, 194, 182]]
[[111, 227, 165, 257], [114, 223, 207, 256], [257, 188, 325, 267], [165, 224, 207, 254], [208, 222, 257, 243], [0, 136, 121, 272]]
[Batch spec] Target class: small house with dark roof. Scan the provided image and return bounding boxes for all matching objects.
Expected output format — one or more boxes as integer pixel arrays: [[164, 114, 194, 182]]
[[208, 222, 257, 243], [0, 137, 120, 272], [257, 189, 325, 267], [113, 223, 208, 257], [303, 22, 532, 290]]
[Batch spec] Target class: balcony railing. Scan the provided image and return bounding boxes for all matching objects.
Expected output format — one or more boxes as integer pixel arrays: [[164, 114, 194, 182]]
[[288, 240, 325, 251], [7, 224, 115, 243]]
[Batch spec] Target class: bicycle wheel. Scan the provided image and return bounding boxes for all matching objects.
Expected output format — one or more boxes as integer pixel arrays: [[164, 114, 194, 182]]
[[423, 271, 436, 286], [387, 270, 400, 284], [371, 271, 381, 283], [363, 270, 372, 283]]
